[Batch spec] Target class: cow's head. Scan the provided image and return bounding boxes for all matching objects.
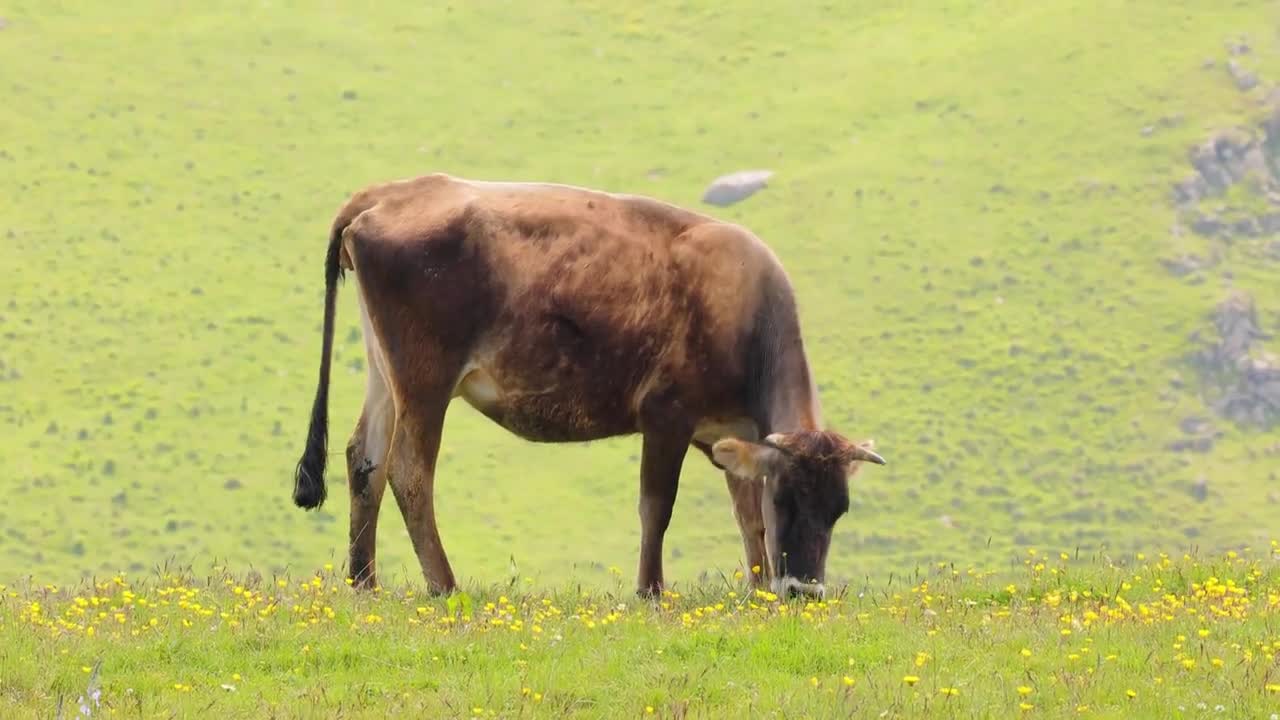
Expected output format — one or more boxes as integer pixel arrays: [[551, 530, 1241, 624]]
[[712, 431, 884, 599]]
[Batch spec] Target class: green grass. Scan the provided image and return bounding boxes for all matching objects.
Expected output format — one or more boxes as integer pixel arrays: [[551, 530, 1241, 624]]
[[3, 1, 1280, 596], [5, 551, 1280, 718]]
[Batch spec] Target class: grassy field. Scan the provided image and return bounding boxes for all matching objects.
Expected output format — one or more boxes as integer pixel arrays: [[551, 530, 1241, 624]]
[[6, 550, 1280, 718], [3, 0, 1280, 656]]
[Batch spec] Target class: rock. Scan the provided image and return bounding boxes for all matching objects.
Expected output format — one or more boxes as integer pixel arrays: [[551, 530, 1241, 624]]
[[1214, 291, 1263, 365], [1203, 58, 1216, 70], [1227, 60, 1259, 92], [1172, 174, 1209, 205], [1141, 125, 1155, 137], [1189, 129, 1266, 195], [1190, 213, 1224, 237], [1262, 102, 1280, 142], [224, 478, 243, 490], [1194, 292, 1280, 429], [1226, 38, 1251, 56], [1167, 437, 1214, 453], [1191, 475, 1208, 502], [342, 89, 358, 101], [1179, 416, 1214, 435], [700, 169, 773, 207], [1233, 216, 1262, 236], [1160, 253, 1210, 276]]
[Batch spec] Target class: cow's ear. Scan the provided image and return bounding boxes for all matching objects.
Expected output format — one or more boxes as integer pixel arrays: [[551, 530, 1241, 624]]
[[712, 439, 780, 479]]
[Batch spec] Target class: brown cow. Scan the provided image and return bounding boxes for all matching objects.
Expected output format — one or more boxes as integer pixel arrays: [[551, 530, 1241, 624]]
[[292, 173, 884, 599]]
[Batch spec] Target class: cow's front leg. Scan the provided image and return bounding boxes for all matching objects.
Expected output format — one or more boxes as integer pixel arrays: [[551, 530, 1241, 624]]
[[724, 471, 770, 588], [636, 430, 691, 598]]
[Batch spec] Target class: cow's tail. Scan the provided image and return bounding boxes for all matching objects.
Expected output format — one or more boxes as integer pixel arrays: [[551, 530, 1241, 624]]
[[293, 219, 347, 509]]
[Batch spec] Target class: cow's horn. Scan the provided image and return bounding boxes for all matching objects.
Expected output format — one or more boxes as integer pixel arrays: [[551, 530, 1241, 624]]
[[850, 446, 886, 465]]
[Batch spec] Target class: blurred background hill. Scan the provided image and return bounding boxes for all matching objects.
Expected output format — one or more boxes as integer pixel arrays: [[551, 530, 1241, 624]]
[[3, 0, 1279, 588]]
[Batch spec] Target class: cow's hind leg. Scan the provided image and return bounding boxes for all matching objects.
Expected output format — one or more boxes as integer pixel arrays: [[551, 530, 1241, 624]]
[[345, 385, 394, 589], [344, 295, 396, 589], [385, 390, 457, 595], [725, 472, 770, 588]]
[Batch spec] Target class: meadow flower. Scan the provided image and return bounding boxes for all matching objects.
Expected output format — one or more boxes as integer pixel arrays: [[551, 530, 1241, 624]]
[[903, 675, 919, 686]]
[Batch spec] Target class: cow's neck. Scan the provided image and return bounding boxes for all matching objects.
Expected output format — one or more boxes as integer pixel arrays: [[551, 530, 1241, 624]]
[[748, 285, 824, 435], [756, 344, 823, 434]]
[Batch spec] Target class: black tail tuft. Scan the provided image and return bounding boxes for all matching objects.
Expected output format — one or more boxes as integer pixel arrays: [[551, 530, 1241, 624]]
[[293, 221, 346, 510], [293, 417, 329, 509]]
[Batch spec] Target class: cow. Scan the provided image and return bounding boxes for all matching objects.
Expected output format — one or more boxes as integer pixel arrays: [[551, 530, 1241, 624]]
[[291, 173, 885, 600]]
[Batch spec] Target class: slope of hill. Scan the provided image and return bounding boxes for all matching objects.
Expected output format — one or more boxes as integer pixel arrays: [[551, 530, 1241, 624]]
[[2, 0, 1278, 589]]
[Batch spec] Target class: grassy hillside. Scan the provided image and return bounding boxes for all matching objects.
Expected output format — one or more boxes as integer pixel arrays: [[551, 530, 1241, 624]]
[[2, 0, 1280, 590], [4, 550, 1280, 718]]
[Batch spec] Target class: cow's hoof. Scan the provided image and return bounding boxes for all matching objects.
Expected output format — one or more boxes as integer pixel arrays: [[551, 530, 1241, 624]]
[[636, 585, 664, 601]]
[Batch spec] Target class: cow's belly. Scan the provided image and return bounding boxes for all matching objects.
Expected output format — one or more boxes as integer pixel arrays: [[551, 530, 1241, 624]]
[[692, 416, 759, 445], [454, 366, 638, 442]]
